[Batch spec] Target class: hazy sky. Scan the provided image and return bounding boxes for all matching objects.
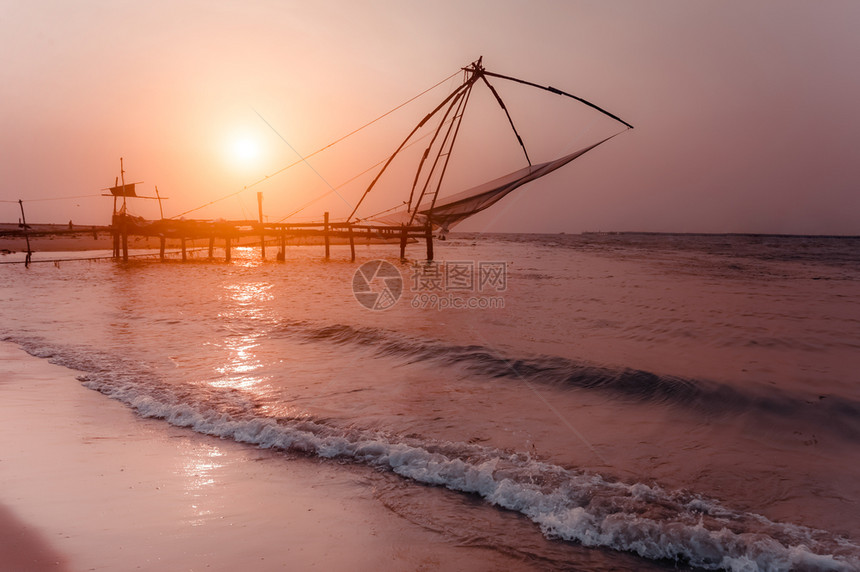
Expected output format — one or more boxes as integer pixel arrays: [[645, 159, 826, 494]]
[[2, 0, 859, 234]]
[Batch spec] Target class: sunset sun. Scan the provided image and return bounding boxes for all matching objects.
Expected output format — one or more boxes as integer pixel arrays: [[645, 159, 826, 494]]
[[231, 137, 261, 166]]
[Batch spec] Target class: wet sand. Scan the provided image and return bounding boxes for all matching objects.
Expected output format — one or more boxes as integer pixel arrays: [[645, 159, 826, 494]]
[[0, 343, 528, 571]]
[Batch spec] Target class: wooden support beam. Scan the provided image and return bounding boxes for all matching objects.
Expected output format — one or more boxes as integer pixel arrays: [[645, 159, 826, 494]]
[[225, 237, 231, 262], [181, 237, 187, 262], [348, 225, 355, 262], [324, 212, 330, 260], [17, 199, 32, 268], [208, 236, 214, 260], [399, 225, 408, 260], [159, 236, 166, 261], [277, 230, 286, 262], [121, 215, 129, 262], [425, 223, 434, 261], [258, 192, 266, 260]]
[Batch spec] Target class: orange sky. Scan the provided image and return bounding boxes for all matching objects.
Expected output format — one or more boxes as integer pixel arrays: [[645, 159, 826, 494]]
[[2, 1, 859, 234]]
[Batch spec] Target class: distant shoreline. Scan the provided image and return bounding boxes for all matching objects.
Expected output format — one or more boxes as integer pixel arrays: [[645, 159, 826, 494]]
[[2, 224, 858, 255]]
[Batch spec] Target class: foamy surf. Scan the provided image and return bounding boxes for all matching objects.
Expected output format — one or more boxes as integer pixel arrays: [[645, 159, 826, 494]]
[[85, 377, 860, 571], [11, 337, 857, 572]]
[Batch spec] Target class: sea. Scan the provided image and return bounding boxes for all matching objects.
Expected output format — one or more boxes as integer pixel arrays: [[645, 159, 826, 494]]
[[1, 232, 859, 571]]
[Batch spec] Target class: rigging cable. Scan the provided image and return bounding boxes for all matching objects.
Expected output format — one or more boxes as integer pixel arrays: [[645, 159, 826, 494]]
[[171, 70, 460, 220], [1, 194, 102, 203], [347, 75, 479, 222], [277, 118, 456, 223]]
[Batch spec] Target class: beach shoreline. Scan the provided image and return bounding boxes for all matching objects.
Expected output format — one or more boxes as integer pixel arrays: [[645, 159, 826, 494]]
[[0, 342, 529, 571]]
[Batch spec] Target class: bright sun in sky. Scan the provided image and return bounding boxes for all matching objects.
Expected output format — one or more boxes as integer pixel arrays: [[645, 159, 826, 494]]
[[231, 137, 260, 165]]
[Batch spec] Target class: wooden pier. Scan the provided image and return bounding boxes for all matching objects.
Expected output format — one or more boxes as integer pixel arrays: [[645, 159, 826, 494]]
[[109, 212, 434, 263]]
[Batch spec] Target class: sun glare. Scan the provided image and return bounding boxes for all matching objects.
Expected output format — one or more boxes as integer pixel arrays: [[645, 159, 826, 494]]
[[232, 137, 260, 164]]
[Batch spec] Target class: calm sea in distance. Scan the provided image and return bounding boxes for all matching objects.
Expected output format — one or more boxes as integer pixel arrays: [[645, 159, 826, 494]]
[[2, 232, 859, 571]]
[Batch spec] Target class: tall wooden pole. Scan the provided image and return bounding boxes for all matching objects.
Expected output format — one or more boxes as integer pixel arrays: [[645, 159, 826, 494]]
[[257, 191, 265, 260], [120, 158, 128, 262], [155, 186, 164, 219], [17, 200, 32, 267], [323, 211, 330, 260], [121, 221, 129, 262], [278, 228, 286, 262], [425, 222, 434, 261]]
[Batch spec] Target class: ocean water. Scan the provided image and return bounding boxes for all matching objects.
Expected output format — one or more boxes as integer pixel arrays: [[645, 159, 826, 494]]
[[2, 232, 859, 571]]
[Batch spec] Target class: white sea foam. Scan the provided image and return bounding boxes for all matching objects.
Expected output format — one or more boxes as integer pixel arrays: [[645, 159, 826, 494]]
[[73, 369, 859, 572]]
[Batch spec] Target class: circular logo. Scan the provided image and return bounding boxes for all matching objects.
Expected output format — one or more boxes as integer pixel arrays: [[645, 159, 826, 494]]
[[352, 260, 403, 311]]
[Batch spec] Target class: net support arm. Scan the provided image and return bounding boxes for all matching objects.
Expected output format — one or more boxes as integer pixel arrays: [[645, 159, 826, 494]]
[[482, 70, 634, 130], [480, 75, 531, 166], [347, 78, 477, 222]]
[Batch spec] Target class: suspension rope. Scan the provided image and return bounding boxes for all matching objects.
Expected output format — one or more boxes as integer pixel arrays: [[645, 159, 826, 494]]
[[171, 70, 460, 220], [359, 201, 410, 222], [276, 119, 453, 222], [1, 194, 102, 204], [347, 78, 477, 222]]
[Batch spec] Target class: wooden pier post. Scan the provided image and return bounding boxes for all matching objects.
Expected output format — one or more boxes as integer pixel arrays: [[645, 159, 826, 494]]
[[324, 212, 330, 260], [277, 229, 286, 262], [17, 200, 32, 267], [225, 237, 232, 262], [121, 214, 129, 262], [258, 192, 266, 260], [399, 224, 408, 260], [348, 225, 356, 262], [425, 222, 434, 261], [208, 236, 215, 260], [181, 237, 187, 262], [117, 158, 129, 263], [159, 236, 166, 261]]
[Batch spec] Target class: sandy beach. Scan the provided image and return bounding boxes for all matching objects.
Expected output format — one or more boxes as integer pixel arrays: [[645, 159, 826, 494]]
[[0, 343, 528, 571]]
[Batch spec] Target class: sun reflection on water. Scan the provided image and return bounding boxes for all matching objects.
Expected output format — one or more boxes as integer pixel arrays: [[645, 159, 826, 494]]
[[210, 281, 275, 391], [231, 246, 265, 268], [223, 281, 274, 305], [181, 443, 226, 527]]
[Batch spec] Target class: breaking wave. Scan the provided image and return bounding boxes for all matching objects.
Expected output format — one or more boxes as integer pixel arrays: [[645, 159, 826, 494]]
[[6, 335, 860, 571]]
